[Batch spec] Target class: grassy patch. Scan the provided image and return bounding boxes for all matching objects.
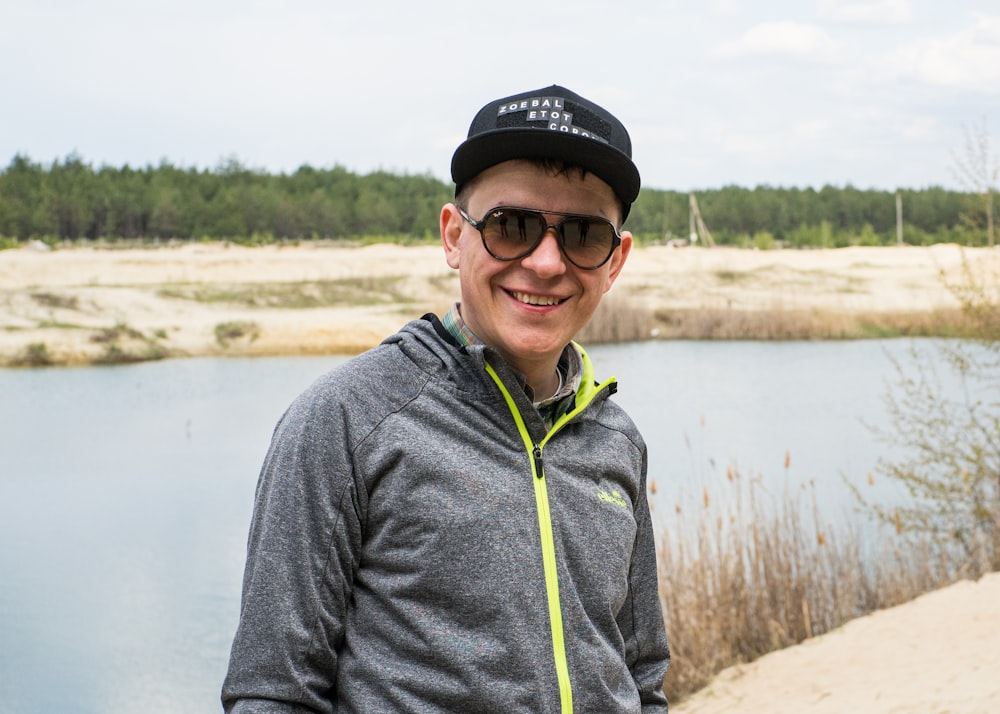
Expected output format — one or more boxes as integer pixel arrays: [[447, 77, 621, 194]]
[[158, 277, 409, 309], [88, 321, 170, 365], [90, 322, 145, 344], [712, 269, 749, 285], [91, 342, 167, 365], [10, 342, 54, 367], [215, 320, 260, 347], [34, 320, 89, 330], [31, 292, 80, 310]]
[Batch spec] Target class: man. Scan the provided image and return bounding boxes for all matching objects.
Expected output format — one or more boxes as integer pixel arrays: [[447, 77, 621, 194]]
[[222, 85, 670, 713]]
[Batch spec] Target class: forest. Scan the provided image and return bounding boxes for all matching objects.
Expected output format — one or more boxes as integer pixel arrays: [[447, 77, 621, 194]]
[[0, 153, 993, 248]]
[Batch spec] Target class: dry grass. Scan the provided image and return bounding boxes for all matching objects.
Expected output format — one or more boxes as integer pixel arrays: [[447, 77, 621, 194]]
[[657, 468, 968, 704], [578, 295, 658, 343], [214, 320, 261, 347], [580, 297, 977, 343], [654, 306, 976, 340], [157, 276, 408, 308]]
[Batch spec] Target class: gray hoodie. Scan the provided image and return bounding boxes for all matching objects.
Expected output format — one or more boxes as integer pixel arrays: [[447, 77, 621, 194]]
[[222, 316, 670, 712]]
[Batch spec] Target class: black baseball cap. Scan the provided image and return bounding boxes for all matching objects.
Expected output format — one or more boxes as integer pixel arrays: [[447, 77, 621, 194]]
[[451, 85, 640, 219]]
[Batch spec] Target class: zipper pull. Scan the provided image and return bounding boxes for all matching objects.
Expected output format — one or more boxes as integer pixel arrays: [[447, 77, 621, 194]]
[[533, 444, 544, 479]]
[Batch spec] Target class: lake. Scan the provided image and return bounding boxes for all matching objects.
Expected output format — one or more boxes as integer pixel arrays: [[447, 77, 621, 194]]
[[0, 339, 969, 713]]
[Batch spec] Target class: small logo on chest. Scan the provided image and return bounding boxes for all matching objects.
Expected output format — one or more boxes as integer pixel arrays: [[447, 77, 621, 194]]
[[598, 488, 628, 509]]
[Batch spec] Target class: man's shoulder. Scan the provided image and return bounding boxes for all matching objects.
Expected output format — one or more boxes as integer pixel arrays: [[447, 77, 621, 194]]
[[271, 339, 430, 447], [589, 390, 645, 449], [308, 333, 428, 398], [300, 317, 468, 401]]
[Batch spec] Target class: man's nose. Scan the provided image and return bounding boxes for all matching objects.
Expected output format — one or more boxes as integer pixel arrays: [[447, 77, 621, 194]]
[[520, 228, 567, 276]]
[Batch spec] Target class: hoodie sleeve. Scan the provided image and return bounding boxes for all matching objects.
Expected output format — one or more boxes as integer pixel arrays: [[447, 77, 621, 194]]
[[621, 447, 671, 712], [222, 377, 365, 714]]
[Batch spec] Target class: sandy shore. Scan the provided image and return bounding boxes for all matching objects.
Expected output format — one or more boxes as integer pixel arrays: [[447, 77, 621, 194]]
[[673, 572, 1000, 713], [2, 241, 995, 366]]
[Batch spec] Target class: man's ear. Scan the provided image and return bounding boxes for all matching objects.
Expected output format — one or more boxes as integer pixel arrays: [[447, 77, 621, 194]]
[[441, 203, 463, 270], [603, 231, 632, 293]]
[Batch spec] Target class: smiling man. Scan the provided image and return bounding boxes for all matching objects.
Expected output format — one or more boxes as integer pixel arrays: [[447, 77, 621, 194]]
[[222, 85, 670, 713]]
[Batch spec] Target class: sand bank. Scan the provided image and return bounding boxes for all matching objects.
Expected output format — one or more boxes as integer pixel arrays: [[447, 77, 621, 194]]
[[673, 572, 1000, 713], [0, 242, 995, 366]]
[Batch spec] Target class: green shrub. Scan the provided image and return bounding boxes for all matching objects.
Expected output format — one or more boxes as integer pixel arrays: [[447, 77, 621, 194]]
[[12, 342, 54, 367], [215, 320, 260, 347], [752, 231, 777, 250]]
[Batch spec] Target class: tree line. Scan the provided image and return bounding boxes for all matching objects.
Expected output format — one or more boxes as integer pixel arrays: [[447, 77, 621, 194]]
[[0, 153, 993, 247]]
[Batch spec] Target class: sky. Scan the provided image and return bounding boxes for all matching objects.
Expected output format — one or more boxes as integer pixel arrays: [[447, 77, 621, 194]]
[[1, 0, 998, 192]]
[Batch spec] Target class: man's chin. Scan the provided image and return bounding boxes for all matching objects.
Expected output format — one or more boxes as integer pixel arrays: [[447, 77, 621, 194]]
[[501, 333, 571, 362]]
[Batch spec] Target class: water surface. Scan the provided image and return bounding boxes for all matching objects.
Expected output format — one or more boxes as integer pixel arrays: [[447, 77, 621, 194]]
[[0, 340, 967, 713]]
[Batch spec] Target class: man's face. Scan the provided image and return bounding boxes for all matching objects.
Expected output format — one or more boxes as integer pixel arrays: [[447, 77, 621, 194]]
[[440, 160, 632, 374]]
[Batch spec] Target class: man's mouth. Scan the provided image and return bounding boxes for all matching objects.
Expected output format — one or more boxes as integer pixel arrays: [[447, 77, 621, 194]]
[[509, 290, 564, 307]]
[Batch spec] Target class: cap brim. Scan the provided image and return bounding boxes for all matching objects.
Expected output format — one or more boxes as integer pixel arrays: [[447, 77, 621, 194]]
[[451, 128, 640, 206]]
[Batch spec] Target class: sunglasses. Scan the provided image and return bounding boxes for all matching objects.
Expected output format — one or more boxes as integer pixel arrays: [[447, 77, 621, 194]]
[[458, 205, 622, 270]]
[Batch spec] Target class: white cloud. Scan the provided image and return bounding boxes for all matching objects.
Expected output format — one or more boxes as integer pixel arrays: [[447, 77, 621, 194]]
[[715, 119, 833, 162], [715, 21, 843, 62], [884, 15, 1000, 93], [791, 119, 832, 141], [711, 0, 742, 18], [816, 0, 914, 25]]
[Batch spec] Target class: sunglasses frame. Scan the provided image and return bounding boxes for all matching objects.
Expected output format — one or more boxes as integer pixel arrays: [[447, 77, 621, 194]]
[[457, 205, 622, 270]]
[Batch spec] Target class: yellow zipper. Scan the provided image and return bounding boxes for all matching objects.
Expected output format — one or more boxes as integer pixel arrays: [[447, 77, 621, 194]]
[[484, 347, 616, 714]]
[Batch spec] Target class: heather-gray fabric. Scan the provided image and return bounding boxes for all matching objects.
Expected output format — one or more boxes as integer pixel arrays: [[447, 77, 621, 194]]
[[222, 317, 670, 712]]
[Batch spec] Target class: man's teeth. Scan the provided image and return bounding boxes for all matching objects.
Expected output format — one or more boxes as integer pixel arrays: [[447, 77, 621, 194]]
[[512, 291, 561, 306]]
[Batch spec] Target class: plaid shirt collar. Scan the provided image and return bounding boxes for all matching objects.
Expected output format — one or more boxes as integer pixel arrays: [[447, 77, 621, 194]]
[[441, 303, 582, 424]]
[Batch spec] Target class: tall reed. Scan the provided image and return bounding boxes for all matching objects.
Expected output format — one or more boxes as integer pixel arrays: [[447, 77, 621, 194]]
[[581, 295, 977, 343], [657, 466, 964, 703], [654, 306, 973, 340]]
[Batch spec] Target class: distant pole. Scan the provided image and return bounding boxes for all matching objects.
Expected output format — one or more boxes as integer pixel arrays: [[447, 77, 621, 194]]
[[662, 192, 670, 243], [689, 193, 697, 244], [896, 190, 903, 246], [688, 192, 715, 247]]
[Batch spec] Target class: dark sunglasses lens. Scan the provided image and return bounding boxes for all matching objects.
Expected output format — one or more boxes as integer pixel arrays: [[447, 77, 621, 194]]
[[482, 209, 545, 259], [562, 218, 617, 268]]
